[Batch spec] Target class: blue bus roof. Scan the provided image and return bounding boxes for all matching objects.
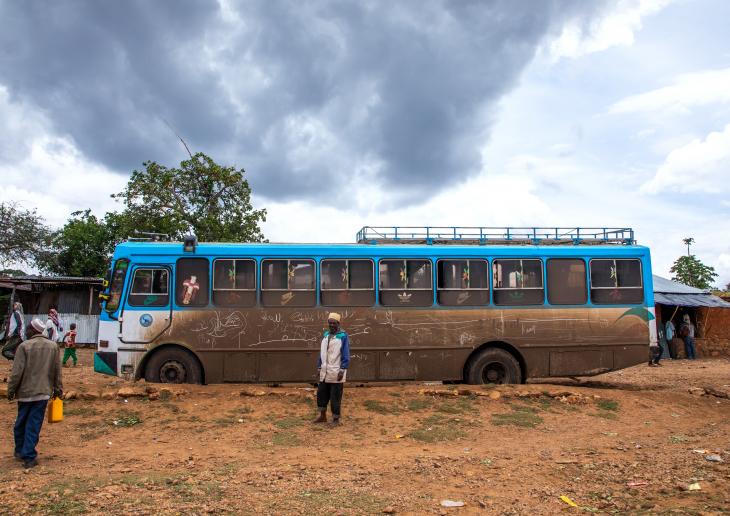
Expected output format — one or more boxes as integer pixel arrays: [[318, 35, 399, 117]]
[[114, 241, 651, 260]]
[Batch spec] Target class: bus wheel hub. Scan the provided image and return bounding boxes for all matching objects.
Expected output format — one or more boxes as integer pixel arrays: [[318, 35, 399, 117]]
[[160, 361, 186, 383]]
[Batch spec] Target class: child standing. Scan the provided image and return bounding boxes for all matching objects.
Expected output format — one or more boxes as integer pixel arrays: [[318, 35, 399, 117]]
[[62, 323, 78, 367]]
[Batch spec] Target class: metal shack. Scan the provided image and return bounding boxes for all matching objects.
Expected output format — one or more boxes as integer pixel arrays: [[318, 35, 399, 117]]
[[0, 276, 103, 346], [653, 275, 730, 358]]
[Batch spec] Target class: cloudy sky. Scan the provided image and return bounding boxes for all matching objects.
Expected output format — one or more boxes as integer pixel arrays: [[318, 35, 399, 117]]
[[1, 0, 729, 286]]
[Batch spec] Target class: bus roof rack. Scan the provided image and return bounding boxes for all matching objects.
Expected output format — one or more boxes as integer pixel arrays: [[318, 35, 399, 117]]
[[356, 226, 636, 246]]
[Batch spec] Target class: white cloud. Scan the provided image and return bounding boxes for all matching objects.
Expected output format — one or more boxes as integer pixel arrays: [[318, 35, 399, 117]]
[[0, 85, 126, 228], [641, 123, 730, 194], [545, 0, 670, 60], [610, 67, 730, 115]]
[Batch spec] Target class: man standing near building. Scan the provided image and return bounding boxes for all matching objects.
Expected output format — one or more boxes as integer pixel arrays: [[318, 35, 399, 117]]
[[680, 314, 696, 360], [7, 318, 63, 469], [2, 302, 25, 360], [313, 313, 350, 427]]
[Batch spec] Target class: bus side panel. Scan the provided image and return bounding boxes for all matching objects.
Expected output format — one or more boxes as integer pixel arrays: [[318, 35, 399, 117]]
[[145, 305, 651, 382]]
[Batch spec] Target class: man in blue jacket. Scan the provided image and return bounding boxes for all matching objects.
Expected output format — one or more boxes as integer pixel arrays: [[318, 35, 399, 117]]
[[313, 313, 350, 426]]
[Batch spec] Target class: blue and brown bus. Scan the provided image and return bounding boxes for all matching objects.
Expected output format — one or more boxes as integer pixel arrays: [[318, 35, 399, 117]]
[[94, 226, 657, 384]]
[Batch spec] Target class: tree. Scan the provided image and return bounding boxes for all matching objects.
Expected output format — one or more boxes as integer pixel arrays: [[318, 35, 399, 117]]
[[670, 237, 718, 289], [110, 153, 266, 242], [0, 202, 53, 267], [38, 210, 114, 277]]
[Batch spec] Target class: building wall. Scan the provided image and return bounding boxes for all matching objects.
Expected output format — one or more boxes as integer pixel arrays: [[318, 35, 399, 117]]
[[23, 314, 99, 346], [696, 307, 730, 357]]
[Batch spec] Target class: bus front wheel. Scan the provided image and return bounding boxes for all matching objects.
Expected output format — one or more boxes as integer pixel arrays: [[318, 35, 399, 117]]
[[144, 348, 203, 384], [466, 348, 522, 385]]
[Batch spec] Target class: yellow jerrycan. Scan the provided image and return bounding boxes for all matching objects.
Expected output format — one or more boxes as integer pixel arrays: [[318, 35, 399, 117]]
[[47, 397, 64, 423]]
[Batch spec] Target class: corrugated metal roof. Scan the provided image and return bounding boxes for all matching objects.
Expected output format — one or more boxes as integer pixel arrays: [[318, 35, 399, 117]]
[[0, 276, 103, 285], [653, 275, 730, 308], [652, 275, 707, 294]]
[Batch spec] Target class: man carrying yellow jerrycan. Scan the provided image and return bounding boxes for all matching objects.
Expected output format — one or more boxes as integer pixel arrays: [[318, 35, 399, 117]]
[[7, 318, 63, 469]]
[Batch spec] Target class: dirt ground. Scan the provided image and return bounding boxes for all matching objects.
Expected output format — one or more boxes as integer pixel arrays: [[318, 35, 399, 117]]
[[0, 350, 729, 515]]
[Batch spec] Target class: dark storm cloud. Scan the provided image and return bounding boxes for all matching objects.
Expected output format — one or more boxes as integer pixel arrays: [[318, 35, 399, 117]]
[[0, 0, 607, 201]]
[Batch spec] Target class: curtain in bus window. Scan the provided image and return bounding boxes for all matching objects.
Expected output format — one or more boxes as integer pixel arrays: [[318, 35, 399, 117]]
[[590, 259, 643, 304], [129, 268, 169, 307], [175, 258, 209, 307], [492, 259, 544, 305], [321, 259, 375, 306], [547, 259, 587, 305], [437, 259, 489, 306], [213, 259, 256, 307], [261, 259, 316, 307], [379, 259, 432, 307]]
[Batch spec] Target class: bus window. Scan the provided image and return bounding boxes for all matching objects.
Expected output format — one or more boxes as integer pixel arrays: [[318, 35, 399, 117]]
[[379, 259, 433, 307], [129, 268, 169, 307], [437, 259, 489, 306], [213, 259, 256, 307], [547, 259, 587, 305], [492, 259, 544, 305], [106, 259, 129, 312], [175, 258, 210, 307], [261, 259, 316, 307], [321, 259, 375, 307], [590, 259, 643, 304]]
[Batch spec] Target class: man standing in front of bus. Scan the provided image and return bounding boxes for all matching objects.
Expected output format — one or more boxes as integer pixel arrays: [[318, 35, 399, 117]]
[[7, 318, 63, 469], [314, 313, 350, 427]]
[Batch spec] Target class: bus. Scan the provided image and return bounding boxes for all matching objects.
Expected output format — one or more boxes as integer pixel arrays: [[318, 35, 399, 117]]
[[94, 226, 657, 385]]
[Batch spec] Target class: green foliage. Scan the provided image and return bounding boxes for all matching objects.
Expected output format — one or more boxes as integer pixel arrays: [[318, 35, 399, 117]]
[[0, 202, 53, 267], [670, 255, 718, 290], [38, 210, 114, 277], [110, 152, 266, 242]]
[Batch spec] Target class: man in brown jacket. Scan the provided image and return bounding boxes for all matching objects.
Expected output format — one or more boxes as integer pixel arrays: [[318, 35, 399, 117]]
[[7, 318, 63, 468]]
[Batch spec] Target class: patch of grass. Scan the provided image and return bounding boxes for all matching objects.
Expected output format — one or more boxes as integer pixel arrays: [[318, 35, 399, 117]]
[[409, 414, 467, 443], [65, 405, 100, 417], [363, 399, 400, 415], [406, 398, 432, 411], [32, 477, 97, 515], [388, 392, 402, 397], [297, 488, 386, 515], [591, 411, 618, 420], [272, 431, 301, 446], [274, 416, 305, 429], [161, 402, 182, 414], [168, 478, 223, 503], [492, 405, 543, 428], [111, 410, 142, 427], [436, 397, 475, 414], [669, 435, 689, 444], [597, 399, 619, 412]]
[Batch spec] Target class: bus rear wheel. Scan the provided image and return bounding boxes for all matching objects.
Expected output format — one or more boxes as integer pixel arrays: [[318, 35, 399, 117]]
[[144, 348, 203, 384], [466, 348, 522, 385]]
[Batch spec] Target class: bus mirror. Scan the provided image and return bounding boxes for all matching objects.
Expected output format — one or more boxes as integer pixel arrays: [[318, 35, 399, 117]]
[[183, 234, 198, 253]]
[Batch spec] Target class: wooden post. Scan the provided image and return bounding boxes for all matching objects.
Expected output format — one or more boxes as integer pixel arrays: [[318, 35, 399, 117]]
[[88, 285, 94, 315]]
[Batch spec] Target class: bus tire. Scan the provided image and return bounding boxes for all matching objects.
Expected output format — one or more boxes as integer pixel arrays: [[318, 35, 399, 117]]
[[466, 348, 522, 385], [144, 348, 203, 384]]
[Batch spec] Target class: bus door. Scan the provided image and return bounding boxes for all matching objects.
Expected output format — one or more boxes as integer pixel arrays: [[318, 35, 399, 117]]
[[120, 265, 173, 344]]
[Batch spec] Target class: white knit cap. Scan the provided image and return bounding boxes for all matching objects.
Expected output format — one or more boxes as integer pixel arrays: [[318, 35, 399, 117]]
[[30, 318, 45, 333], [328, 312, 341, 322]]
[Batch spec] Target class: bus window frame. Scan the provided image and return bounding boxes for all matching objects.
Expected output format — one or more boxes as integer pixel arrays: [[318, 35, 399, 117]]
[[174, 257, 211, 308], [128, 267, 170, 307], [588, 258, 644, 305], [436, 258, 490, 307], [320, 258, 376, 307], [378, 258, 434, 292], [545, 257, 588, 306], [491, 258, 545, 306], [260, 258, 317, 308], [212, 258, 257, 292], [378, 258, 434, 308], [105, 258, 130, 315], [320, 258, 375, 291]]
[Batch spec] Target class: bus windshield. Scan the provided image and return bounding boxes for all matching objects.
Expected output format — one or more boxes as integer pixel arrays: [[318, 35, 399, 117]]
[[106, 259, 129, 312]]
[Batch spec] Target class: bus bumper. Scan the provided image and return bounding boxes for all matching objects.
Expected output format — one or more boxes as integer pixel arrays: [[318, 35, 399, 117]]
[[94, 351, 117, 376]]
